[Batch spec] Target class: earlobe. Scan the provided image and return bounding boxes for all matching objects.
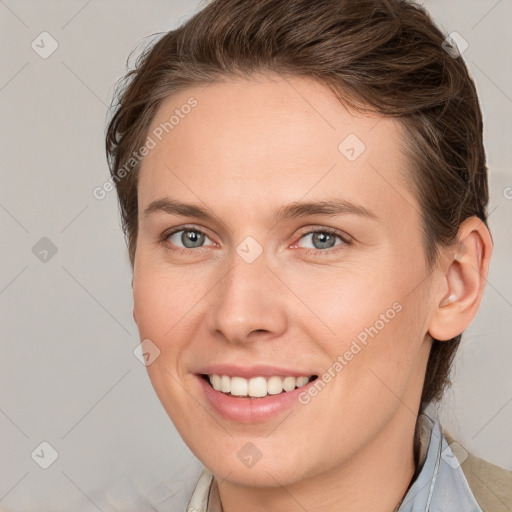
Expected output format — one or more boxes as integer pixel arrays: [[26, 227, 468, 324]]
[[428, 217, 493, 341]]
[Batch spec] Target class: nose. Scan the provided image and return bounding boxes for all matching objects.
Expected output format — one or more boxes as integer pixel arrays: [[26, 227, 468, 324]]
[[205, 249, 288, 345]]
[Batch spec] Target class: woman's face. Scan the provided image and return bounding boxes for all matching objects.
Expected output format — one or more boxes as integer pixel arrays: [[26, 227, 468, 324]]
[[132, 74, 439, 486]]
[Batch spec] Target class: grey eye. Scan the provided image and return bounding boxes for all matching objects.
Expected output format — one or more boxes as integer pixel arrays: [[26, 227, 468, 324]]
[[299, 231, 342, 250], [168, 229, 209, 249]]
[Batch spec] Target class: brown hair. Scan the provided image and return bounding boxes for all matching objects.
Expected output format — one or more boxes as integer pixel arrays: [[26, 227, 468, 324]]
[[105, 0, 489, 415]]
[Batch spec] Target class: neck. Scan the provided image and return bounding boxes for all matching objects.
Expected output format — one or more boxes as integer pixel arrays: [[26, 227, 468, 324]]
[[216, 408, 418, 512]]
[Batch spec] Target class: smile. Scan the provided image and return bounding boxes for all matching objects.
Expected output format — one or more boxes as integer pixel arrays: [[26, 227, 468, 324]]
[[204, 374, 316, 398]]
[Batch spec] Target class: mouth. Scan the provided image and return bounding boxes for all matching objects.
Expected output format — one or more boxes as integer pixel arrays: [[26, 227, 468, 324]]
[[200, 374, 318, 399]]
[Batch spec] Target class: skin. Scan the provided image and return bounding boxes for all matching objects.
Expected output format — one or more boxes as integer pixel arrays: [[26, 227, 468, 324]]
[[132, 73, 493, 512]]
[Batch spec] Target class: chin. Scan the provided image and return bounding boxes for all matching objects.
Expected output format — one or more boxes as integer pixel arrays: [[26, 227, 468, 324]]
[[188, 435, 317, 487], [210, 459, 307, 488]]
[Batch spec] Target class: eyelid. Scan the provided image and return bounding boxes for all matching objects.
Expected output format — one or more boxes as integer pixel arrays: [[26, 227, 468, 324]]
[[163, 224, 212, 238], [293, 225, 352, 244]]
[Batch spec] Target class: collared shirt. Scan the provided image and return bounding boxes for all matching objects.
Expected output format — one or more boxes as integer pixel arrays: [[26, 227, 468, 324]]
[[185, 409, 511, 511]]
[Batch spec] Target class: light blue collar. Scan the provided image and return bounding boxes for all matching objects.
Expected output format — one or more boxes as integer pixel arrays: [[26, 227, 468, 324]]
[[398, 410, 482, 511]]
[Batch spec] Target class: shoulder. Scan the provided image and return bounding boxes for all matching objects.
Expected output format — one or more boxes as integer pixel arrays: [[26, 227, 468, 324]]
[[443, 429, 512, 512]]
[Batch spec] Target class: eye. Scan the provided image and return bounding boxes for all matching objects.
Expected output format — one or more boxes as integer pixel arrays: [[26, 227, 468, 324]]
[[294, 228, 351, 254], [160, 225, 351, 256], [163, 226, 214, 252]]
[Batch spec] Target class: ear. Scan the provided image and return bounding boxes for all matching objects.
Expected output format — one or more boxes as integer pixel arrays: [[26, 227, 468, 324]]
[[428, 216, 493, 341]]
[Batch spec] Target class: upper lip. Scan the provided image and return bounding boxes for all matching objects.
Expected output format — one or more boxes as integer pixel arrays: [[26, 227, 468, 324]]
[[196, 364, 316, 379]]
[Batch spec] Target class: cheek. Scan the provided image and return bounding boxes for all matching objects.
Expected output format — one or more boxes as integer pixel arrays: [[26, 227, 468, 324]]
[[329, 283, 430, 417], [309, 258, 429, 395], [133, 264, 202, 338], [293, 263, 405, 354], [132, 268, 200, 418]]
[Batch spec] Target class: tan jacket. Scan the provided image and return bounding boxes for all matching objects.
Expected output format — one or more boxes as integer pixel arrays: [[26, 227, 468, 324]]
[[443, 430, 512, 511]]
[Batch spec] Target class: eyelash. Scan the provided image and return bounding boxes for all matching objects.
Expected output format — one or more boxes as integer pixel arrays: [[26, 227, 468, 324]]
[[160, 224, 352, 257]]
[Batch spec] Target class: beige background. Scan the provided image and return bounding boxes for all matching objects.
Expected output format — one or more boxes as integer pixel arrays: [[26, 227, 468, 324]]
[[1, 0, 511, 510]]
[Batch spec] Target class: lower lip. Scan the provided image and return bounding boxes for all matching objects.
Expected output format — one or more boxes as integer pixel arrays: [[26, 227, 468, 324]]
[[196, 376, 314, 423]]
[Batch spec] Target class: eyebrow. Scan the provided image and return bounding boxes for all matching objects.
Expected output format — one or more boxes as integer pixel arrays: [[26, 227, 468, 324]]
[[143, 197, 379, 222]]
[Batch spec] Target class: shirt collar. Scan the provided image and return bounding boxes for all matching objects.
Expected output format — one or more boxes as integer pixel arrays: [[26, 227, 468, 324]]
[[186, 409, 482, 512], [397, 408, 482, 511]]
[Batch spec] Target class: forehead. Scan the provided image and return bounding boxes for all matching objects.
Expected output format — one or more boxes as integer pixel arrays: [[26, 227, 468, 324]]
[[138, 74, 417, 225]]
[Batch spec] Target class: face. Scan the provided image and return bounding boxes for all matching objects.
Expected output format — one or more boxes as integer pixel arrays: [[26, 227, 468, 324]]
[[132, 74, 437, 487]]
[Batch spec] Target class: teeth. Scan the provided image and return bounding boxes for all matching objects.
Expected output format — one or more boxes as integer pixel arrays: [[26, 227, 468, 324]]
[[248, 376, 267, 397], [207, 374, 312, 398], [230, 376, 248, 396], [220, 375, 231, 393], [267, 376, 283, 395], [210, 374, 222, 391], [282, 376, 296, 392], [296, 376, 309, 387]]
